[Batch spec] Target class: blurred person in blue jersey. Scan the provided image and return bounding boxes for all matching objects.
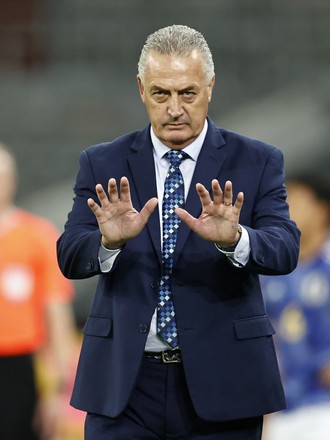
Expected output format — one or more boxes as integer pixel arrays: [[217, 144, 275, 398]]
[[261, 173, 330, 440]]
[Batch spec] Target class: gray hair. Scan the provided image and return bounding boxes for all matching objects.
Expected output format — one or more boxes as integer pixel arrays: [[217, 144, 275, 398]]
[[138, 25, 214, 84]]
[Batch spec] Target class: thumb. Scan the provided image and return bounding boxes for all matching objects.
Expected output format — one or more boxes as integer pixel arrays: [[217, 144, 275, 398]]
[[140, 197, 158, 224], [175, 207, 198, 232]]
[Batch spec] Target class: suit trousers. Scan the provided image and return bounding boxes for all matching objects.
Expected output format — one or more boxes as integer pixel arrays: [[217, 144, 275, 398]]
[[85, 356, 263, 440]]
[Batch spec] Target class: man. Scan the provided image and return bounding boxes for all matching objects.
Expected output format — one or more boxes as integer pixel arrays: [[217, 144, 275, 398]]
[[0, 144, 75, 440], [261, 174, 330, 440], [57, 25, 300, 439]]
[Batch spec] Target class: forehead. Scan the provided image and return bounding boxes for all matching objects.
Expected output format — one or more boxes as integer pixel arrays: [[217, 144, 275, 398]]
[[143, 50, 207, 87]]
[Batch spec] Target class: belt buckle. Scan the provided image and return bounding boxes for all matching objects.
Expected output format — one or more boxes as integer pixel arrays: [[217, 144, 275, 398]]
[[161, 350, 182, 364]]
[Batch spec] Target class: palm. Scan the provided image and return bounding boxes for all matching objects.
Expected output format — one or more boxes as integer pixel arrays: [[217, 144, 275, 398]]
[[88, 177, 158, 249], [176, 179, 244, 247], [192, 204, 240, 242]]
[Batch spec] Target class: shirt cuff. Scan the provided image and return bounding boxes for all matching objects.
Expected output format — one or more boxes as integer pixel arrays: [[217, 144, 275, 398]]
[[98, 244, 121, 273], [215, 226, 250, 267]]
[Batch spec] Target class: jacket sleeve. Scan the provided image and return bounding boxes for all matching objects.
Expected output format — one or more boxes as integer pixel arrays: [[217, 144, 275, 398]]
[[57, 150, 104, 279], [244, 147, 300, 275]]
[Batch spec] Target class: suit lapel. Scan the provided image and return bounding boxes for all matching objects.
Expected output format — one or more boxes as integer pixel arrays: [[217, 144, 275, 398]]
[[174, 120, 228, 263], [127, 121, 228, 266], [127, 127, 162, 262]]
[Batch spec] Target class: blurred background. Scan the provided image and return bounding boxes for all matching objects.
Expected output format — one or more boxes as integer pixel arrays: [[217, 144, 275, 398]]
[[0, 0, 329, 333], [0, 1, 329, 439]]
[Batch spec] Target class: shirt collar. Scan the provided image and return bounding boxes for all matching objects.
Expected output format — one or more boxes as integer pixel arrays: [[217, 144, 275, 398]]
[[151, 119, 208, 162]]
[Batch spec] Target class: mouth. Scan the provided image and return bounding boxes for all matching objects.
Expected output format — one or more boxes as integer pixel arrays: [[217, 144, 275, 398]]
[[165, 123, 186, 128]]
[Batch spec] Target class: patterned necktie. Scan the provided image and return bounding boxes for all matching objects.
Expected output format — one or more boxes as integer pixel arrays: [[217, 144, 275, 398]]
[[157, 149, 188, 348]]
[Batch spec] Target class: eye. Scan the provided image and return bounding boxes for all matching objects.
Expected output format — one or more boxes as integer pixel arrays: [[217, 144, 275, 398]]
[[151, 90, 169, 102], [182, 90, 196, 101], [152, 89, 168, 97]]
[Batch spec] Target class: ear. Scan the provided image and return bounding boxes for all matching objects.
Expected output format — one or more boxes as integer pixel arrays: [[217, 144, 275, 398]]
[[207, 75, 216, 102], [137, 75, 146, 104]]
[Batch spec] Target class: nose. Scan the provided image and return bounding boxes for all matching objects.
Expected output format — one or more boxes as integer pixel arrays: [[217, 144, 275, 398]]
[[168, 95, 183, 118]]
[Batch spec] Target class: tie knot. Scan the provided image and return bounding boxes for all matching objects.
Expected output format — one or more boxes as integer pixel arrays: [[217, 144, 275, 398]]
[[165, 150, 189, 167]]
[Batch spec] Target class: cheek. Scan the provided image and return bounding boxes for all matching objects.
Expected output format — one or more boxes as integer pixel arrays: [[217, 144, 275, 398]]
[[147, 102, 165, 118], [146, 108, 169, 132], [188, 104, 208, 125], [191, 97, 209, 114]]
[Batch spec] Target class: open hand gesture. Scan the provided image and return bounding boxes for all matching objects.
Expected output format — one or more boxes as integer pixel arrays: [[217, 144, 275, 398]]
[[87, 177, 158, 249], [176, 179, 244, 248]]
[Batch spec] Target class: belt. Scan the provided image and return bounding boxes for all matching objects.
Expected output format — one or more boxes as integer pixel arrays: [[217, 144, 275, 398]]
[[144, 349, 182, 364]]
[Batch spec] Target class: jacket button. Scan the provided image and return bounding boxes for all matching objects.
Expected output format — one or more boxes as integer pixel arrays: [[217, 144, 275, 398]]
[[150, 281, 159, 289], [139, 324, 148, 333], [86, 261, 94, 271]]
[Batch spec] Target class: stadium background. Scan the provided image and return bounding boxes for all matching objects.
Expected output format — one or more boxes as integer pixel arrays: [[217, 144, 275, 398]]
[[1, 0, 329, 322]]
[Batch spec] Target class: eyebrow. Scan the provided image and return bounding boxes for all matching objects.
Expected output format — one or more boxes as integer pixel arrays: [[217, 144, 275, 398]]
[[149, 85, 198, 93], [149, 85, 168, 92]]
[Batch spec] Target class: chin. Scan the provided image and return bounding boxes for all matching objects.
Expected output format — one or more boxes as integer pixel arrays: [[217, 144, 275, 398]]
[[165, 140, 188, 149], [164, 133, 192, 146]]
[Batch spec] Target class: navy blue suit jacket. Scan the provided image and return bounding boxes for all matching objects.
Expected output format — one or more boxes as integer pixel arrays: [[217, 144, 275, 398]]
[[57, 118, 300, 421]]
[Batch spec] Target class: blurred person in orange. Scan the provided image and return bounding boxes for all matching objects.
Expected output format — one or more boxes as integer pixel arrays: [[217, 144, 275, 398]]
[[0, 143, 76, 440], [261, 173, 330, 440]]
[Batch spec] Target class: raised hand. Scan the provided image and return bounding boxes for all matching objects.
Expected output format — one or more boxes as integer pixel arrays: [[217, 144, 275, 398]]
[[87, 176, 158, 249], [176, 179, 244, 248]]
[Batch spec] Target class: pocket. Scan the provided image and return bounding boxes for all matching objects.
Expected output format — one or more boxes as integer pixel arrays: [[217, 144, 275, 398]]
[[82, 315, 112, 337], [233, 315, 275, 340]]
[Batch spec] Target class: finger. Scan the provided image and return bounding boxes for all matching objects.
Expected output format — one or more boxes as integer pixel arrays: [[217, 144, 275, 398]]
[[107, 178, 119, 203], [196, 183, 213, 207], [233, 191, 244, 212], [140, 197, 158, 224], [222, 180, 233, 205], [92, 184, 111, 209], [175, 207, 199, 232], [87, 197, 101, 216], [119, 177, 131, 203], [211, 179, 223, 205]]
